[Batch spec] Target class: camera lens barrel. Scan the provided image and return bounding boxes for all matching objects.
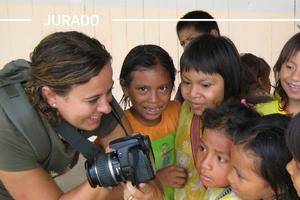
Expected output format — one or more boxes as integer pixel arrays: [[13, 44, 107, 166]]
[[85, 134, 155, 188], [85, 153, 118, 188]]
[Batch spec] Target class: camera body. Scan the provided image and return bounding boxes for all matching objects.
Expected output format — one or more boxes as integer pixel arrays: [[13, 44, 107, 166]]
[[85, 133, 155, 187]]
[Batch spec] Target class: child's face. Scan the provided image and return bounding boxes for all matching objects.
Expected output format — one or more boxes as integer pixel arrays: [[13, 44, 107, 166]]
[[228, 145, 274, 200], [286, 158, 300, 196], [279, 51, 300, 104], [196, 128, 232, 188], [178, 27, 202, 49], [123, 65, 173, 126], [180, 69, 224, 115]]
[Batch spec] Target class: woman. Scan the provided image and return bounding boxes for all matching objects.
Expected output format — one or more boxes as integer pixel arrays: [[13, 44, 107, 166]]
[[0, 31, 161, 200]]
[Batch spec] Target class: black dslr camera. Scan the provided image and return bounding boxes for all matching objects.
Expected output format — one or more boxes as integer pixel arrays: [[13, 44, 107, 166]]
[[85, 134, 155, 187]]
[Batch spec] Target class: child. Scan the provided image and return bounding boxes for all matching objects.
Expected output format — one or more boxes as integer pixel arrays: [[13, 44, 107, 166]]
[[240, 53, 271, 98], [229, 114, 299, 200], [285, 112, 300, 196], [176, 10, 220, 49], [256, 32, 300, 116], [175, 34, 243, 199], [196, 98, 259, 199], [175, 10, 220, 103], [119, 44, 187, 200]]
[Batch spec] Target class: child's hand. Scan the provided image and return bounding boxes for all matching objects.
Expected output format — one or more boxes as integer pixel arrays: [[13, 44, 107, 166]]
[[156, 165, 187, 188], [123, 180, 163, 200]]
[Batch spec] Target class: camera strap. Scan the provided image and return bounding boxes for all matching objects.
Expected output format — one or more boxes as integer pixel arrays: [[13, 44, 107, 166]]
[[55, 120, 103, 161]]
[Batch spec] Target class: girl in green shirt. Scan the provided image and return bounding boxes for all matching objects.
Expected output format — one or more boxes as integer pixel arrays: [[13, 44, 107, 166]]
[[256, 32, 300, 116]]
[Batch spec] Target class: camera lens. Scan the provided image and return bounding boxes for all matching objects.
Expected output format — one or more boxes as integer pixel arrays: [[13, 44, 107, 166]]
[[85, 134, 156, 188], [85, 152, 119, 188]]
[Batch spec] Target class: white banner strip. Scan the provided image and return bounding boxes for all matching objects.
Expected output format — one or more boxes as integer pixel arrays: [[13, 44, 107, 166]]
[[0, 18, 32, 22], [112, 18, 300, 22]]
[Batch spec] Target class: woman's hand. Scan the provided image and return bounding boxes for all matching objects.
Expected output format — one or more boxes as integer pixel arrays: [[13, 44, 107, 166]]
[[123, 180, 163, 200], [156, 165, 187, 188]]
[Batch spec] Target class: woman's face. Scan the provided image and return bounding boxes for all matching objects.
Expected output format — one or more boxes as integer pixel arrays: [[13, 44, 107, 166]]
[[279, 51, 300, 105], [228, 145, 274, 200], [47, 64, 113, 131], [286, 158, 300, 196], [180, 69, 224, 115]]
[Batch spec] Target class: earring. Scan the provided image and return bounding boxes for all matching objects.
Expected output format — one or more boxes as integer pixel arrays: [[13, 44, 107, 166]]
[[52, 103, 57, 108]]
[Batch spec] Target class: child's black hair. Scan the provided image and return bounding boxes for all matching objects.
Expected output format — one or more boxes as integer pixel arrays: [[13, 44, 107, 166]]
[[240, 53, 271, 95], [119, 44, 176, 108], [286, 112, 300, 162], [273, 32, 300, 110], [180, 34, 243, 100], [202, 98, 260, 139], [233, 114, 298, 200], [176, 10, 220, 36]]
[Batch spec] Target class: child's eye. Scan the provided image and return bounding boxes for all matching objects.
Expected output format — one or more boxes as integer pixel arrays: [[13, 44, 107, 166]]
[[202, 83, 211, 88], [181, 80, 190, 85], [198, 144, 206, 152], [286, 64, 295, 71], [138, 86, 148, 93], [234, 169, 244, 180], [237, 172, 243, 179], [218, 155, 229, 163], [159, 85, 169, 92]]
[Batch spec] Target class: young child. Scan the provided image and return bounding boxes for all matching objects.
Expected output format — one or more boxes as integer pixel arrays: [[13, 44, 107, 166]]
[[240, 53, 271, 98], [285, 112, 300, 197], [256, 32, 300, 116], [119, 44, 187, 200], [175, 10, 220, 103], [196, 98, 259, 200], [176, 10, 220, 49], [175, 34, 243, 199], [229, 114, 299, 200]]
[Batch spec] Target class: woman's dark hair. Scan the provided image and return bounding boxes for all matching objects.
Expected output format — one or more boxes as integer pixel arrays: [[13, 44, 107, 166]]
[[176, 10, 220, 36], [286, 112, 300, 162], [119, 44, 176, 108], [180, 34, 243, 101], [234, 114, 298, 200], [202, 98, 260, 138], [273, 32, 300, 110], [26, 31, 112, 125]]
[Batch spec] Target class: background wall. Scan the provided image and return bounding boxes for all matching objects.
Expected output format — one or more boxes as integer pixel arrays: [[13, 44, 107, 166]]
[[0, 0, 299, 101]]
